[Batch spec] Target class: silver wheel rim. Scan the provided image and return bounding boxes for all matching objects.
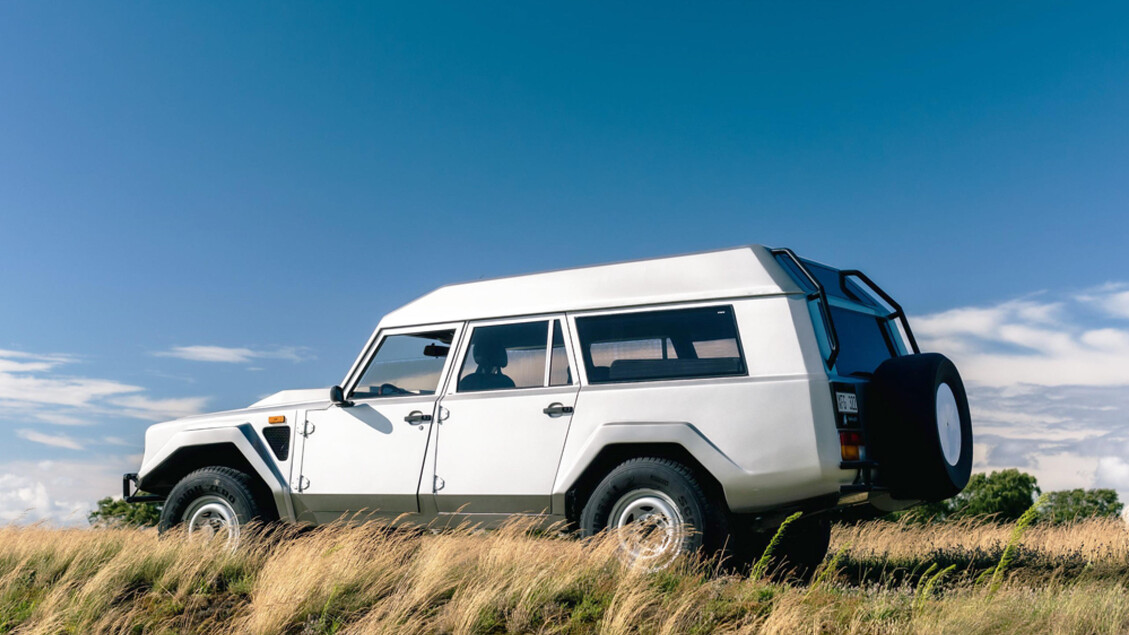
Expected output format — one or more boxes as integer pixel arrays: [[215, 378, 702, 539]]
[[609, 488, 685, 568], [184, 495, 240, 546], [936, 383, 962, 466]]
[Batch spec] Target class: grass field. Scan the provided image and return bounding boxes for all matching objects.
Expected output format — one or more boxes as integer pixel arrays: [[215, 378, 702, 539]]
[[2, 516, 1128, 634]]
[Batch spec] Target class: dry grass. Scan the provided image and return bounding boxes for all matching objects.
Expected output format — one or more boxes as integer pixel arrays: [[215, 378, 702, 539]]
[[1, 517, 1128, 634], [832, 517, 1129, 584]]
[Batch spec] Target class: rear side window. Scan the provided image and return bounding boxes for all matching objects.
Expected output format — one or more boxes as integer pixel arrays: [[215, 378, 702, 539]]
[[575, 306, 746, 384]]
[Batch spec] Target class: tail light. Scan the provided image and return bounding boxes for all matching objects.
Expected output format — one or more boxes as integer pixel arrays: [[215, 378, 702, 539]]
[[839, 430, 863, 461], [832, 382, 866, 462]]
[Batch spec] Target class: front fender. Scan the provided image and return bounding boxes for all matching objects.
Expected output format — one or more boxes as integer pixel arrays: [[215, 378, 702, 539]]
[[139, 423, 296, 522]]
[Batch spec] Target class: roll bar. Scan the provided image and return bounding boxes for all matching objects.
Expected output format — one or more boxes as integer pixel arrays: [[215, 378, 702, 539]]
[[838, 270, 921, 354], [770, 248, 840, 368]]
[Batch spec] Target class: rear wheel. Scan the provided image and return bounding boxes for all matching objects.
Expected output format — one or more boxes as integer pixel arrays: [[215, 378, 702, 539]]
[[158, 467, 273, 545], [773, 516, 831, 579], [728, 515, 832, 580], [580, 458, 728, 569]]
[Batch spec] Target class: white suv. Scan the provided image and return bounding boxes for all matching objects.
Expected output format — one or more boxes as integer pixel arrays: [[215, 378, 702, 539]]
[[125, 246, 972, 569]]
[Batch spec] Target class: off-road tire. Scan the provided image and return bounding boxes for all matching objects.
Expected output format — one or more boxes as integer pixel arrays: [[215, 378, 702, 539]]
[[773, 516, 831, 580], [869, 353, 973, 502], [580, 458, 730, 565], [158, 466, 273, 535], [725, 515, 831, 580]]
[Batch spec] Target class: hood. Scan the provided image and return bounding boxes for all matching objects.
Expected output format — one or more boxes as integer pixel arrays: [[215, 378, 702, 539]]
[[137, 387, 331, 476], [249, 388, 330, 408]]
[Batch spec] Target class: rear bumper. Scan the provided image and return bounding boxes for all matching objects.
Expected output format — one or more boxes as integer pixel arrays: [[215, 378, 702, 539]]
[[122, 472, 164, 504]]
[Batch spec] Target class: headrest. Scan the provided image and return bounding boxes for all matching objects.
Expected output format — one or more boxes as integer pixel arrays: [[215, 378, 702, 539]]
[[472, 339, 508, 369]]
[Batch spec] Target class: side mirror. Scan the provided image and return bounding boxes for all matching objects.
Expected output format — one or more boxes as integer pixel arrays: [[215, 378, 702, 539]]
[[329, 385, 354, 407]]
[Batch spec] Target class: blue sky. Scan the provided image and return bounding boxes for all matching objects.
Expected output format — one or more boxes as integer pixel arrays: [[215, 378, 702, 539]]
[[1, 2, 1127, 522]]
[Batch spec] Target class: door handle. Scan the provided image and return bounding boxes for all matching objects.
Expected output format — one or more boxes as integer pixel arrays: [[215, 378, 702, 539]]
[[404, 411, 433, 424], [542, 403, 574, 416]]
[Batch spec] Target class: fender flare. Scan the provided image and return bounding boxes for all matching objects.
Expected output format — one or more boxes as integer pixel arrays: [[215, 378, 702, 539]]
[[552, 421, 747, 515], [139, 423, 296, 522]]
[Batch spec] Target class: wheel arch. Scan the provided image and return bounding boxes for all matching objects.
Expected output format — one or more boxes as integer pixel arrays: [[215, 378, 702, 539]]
[[562, 442, 728, 525], [138, 425, 294, 522]]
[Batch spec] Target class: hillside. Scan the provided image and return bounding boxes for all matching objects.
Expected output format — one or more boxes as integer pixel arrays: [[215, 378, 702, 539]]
[[2, 518, 1128, 634]]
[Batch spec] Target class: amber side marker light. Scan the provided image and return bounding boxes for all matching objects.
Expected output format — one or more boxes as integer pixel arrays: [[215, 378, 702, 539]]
[[839, 430, 863, 461], [268, 415, 286, 424]]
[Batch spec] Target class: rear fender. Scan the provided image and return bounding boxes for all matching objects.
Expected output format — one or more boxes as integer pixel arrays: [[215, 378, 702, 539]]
[[552, 422, 746, 514]]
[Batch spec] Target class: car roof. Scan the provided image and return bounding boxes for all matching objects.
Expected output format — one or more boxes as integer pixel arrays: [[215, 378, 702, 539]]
[[377, 245, 804, 329]]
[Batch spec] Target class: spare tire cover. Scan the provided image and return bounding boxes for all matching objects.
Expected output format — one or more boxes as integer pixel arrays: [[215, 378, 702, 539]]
[[868, 353, 973, 502]]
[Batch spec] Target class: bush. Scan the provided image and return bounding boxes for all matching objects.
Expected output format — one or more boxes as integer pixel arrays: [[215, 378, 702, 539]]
[[891, 470, 1124, 526], [949, 469, 1041, 522], [88, 497, 161, 527], [1037, 488, 1123, 525]]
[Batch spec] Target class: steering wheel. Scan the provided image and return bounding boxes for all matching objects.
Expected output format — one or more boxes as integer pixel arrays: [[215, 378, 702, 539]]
[[379, 383, 409, 396]]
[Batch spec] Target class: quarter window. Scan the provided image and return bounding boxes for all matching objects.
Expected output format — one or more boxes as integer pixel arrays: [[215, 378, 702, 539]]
[[352, 330, 454, 398], [549, 321, 572, 386], [575, 306, 746, 383]]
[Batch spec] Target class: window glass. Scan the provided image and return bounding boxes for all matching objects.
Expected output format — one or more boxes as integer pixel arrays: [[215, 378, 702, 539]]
[[589, 337, 678, 367], [575, 306, 746, 384], [829, 307, 896, 377], [352, 330, 454, 398], [549, 321, 572, 386], [458, 321, 549, 392]]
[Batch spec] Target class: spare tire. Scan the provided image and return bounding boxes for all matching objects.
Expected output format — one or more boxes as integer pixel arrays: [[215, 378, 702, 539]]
[[868, 353, 972, 502]]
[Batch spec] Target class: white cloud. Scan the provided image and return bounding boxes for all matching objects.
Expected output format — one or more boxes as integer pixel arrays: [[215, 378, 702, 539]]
[[0, 459, 131, 525], [16, 429, 83, 451], [915, 286, 1129, 500], [106, 395, 210, 421], [1095, 457, 1129, 491], [915, 294, 1129, 387], [0, 349, 207, 424], [1077, 283, 1129, 320], [23, 411, 89, 426], [154, 345, 308, 364]]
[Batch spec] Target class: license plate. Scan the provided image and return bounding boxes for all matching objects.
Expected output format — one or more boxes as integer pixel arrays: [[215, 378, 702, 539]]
[[836, 392, 858, 414]]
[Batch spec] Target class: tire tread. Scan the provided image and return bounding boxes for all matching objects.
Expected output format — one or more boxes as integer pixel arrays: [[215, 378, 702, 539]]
[[158, 466, 269, 534]]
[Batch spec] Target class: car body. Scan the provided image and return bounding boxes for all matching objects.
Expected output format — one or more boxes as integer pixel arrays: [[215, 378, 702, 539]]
[[126, 245, 973, 567]]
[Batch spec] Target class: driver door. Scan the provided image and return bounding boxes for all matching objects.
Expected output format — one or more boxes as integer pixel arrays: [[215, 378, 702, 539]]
[[292, 325, 461, 524]]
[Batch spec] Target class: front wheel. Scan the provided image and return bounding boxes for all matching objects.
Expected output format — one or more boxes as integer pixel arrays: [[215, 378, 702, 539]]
[[580, 458, 728, 569], [158, 467, 272, 546]]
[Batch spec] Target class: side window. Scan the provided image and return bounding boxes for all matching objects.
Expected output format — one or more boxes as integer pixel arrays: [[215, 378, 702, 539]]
[[575, 306, 746, 384], [352, 330, 454, 398], [458, 321, 549, 392], [549, 320, 572, 386], [589, 337, 678, 367]]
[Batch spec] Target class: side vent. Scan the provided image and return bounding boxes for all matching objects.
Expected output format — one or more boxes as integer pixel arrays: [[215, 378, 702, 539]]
[[262, 426, 291, 461]]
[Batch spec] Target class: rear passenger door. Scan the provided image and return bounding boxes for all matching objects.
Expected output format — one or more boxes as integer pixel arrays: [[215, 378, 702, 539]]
[[432, 317, 579, 514]]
